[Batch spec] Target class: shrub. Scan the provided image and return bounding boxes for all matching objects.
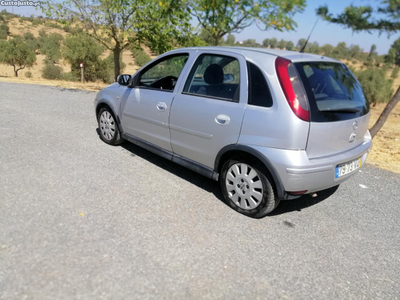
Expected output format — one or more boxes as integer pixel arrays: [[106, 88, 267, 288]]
[[38, 29, 47, 37], [42, 63, 63, 80], [45, 22, 62, 29], [40, 33, 63, 63], [23, 32, 40, 52], [0, 23, 9, 40], [391, 67, 399, 79], [363, 61, 372, 67], [69, 27, 83, 35], [25, 71, 32, 78], [381, 64, 389, 74], [63, 33, 105, 82], [62, 72, 78, 82], [356, 68, 393, 106], [348, 66, 357, 74], [20, 16, 33, 23], [131, 47, 151, 67], [32, 19, 41, 26], [63, 25, 70, 33], [23, 32, 35, 40]]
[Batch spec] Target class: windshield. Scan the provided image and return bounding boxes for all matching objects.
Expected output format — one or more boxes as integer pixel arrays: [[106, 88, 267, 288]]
[[295, 62, 369, 122]]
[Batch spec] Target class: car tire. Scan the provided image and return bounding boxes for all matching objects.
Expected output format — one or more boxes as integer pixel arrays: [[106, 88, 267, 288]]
[[97, 107, 124, 145], [220, 157, 280, 218]]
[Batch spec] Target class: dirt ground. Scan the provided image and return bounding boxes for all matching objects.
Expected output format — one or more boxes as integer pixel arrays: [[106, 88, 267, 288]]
[[368, 103, 400, 173]]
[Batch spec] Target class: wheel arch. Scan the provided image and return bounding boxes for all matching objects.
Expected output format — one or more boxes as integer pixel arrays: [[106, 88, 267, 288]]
[[95, 100, 123, 131], [215, 145, 286, 200]]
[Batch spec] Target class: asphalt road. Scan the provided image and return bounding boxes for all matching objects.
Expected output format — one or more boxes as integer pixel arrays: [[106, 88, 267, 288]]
[[1, 82, 399, 300]]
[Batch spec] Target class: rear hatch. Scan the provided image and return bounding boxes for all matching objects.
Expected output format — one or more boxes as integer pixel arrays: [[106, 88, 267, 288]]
[[294, 61, 370, 159]]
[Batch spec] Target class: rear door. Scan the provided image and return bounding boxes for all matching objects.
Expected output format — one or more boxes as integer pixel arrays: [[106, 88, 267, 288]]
[[295, 62, 370, 159], [169, 52, 247, 169]]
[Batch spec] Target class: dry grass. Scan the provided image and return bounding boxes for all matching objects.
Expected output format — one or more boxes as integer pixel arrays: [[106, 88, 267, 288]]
[[339, 60, 400, 173], [0, 76, 108, 91], [368, 103, 400, 173]]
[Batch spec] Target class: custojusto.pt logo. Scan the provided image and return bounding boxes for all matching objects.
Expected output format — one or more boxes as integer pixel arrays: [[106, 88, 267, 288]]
[[0, 0, 42, 7]]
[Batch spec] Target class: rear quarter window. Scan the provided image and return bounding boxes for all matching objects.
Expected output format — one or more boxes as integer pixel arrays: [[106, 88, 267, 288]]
[[247, 62, 273, 108]]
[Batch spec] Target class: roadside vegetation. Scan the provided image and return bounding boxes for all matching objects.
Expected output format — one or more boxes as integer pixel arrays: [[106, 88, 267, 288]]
[[317, 0, 400, 138]]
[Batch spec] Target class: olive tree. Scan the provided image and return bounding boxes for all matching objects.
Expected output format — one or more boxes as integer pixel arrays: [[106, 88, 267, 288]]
[[0, 37, 36, 77], [42, 0, 192, 81], [317, 0, 400, 137], [188, 0, 306, 46], [386, 37, 400, 66]]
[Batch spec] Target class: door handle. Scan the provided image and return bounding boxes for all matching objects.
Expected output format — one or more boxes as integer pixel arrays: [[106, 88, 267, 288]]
[[156, 102, 167, 111], [215, 114, 230, 126]]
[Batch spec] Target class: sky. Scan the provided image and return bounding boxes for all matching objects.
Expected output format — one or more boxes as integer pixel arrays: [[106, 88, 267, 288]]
[[234, 0, 399, 55], [1, 0, 399, 55]]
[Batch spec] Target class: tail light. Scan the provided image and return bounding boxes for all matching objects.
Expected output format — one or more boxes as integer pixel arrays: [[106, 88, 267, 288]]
[[275, 57, 310, 122]]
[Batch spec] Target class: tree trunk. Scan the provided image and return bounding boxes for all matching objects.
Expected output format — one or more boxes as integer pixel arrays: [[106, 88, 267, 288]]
[[213, 34, 220, 46], [370, 86, 400, 138], [113, 44, 121, 82], [14, 66, 18, 77]]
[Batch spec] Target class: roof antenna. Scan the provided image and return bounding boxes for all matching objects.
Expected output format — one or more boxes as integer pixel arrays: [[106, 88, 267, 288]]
[[300, 18, 319, 53]]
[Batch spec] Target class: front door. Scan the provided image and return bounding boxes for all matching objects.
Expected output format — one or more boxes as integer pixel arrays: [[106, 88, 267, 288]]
[[169, 52, 247, 169], [121, 53, 189, 151]]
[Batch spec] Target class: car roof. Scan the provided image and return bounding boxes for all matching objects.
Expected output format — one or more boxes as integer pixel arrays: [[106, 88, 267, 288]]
[[169, 46, 340, 63]]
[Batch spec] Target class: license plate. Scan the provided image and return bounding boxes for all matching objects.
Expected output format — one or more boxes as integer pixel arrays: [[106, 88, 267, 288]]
[[335, 158, 362, 178]]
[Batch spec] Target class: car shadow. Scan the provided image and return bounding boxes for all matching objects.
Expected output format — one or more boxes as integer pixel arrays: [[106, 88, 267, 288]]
[[120, 140, 224, 200], [96, 129, 337, 217], [269, 185, 339, 216]]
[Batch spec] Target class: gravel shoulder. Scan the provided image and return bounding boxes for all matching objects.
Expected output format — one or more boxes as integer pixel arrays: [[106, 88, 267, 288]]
[[1, 82, 399, 299]]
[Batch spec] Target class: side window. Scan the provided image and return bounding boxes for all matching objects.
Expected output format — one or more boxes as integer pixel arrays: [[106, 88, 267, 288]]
[[139, 54, 188, 91], [183, 54, 240, 101], [247, 62, 273, 108]]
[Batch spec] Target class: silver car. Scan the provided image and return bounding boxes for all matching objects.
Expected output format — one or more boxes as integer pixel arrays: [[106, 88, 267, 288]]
[[94, 47, 372, 218]]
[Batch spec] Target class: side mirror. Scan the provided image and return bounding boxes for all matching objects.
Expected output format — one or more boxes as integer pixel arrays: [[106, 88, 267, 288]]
[[224, 73, 235, 83], [128, 74, 139, 88], [117, 74, 131, 86]]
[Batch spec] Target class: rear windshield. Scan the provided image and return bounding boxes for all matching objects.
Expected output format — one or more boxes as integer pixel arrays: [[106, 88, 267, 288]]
[[295, 62, 369, 122]]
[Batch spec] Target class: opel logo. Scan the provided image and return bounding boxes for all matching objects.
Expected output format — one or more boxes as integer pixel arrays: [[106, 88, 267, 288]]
[[352, 121, 358, 131]]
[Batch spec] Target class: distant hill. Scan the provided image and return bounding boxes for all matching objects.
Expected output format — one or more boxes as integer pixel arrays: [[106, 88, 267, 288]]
[[0, 16, 156, 80]]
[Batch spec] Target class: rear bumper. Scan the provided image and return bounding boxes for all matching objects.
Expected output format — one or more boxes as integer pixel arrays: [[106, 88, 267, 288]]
[[250, 133, 372, 196]]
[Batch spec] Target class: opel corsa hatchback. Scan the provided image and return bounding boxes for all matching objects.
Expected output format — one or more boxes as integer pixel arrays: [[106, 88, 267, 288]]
[[94, 47, 372, 218]]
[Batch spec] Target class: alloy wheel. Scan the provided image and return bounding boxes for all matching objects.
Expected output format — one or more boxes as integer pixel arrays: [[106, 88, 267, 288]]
[[225, 163, 264, 210], [99, 111, 116, 141]]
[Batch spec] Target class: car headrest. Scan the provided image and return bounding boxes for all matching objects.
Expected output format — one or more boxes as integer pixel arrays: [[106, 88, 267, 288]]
[[204, 64, 224, 85]]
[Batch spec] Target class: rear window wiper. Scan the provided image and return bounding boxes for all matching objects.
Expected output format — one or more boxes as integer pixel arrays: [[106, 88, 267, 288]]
[[320, 108, 360, 113]]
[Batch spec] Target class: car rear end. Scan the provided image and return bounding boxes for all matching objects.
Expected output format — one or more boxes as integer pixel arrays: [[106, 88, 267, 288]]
[[249, 52, 372, 197]]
